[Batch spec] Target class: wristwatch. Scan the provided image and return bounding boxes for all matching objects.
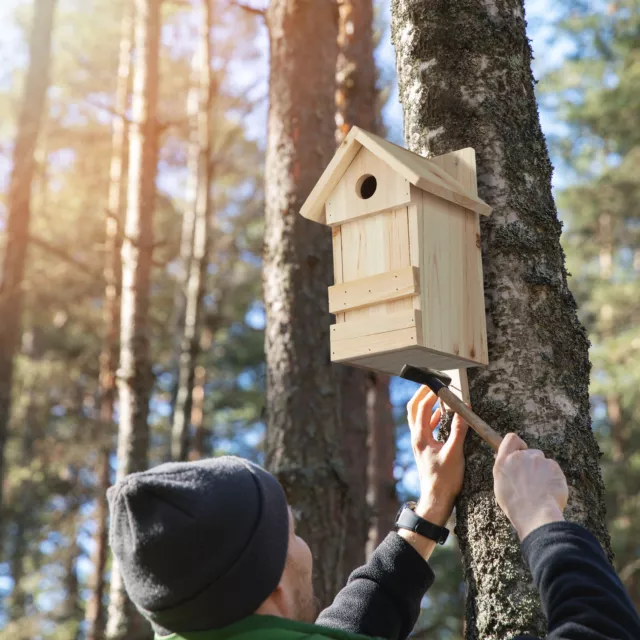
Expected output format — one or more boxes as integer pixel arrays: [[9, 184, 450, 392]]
[[394, 501, 449, 545]]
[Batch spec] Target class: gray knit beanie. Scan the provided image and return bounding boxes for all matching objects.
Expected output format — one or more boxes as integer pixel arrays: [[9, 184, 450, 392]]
[[107, 457, 289, 635]]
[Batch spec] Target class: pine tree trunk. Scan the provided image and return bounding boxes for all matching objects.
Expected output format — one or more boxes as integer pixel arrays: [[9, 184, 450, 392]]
[[366, 373, 397, 556], [0, 0, 56, 516], [171, 0, 213, 461], [107, 1, 160, 637], [86, 8, 132, 640], [263, 0, 347, 608], [391, 2, 612, 637]]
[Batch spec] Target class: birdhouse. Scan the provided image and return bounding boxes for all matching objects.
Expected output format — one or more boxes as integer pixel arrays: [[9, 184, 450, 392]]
[[300, 127, 492, 376]]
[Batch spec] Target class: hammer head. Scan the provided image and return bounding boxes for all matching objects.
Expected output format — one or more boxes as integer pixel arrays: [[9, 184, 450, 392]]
[[399, 365, 452, 394]]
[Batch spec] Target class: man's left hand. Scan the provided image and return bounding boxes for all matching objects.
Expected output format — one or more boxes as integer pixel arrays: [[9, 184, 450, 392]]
[[406, 386, 468, 526]]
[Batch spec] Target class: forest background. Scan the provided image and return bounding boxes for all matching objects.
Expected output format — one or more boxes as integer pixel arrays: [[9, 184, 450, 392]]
[[0, 0, 638, 638]]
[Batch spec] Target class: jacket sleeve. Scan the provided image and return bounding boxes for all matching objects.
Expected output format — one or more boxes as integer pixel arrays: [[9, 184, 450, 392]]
[[316, 532, 434, 640], [518, 521, 640, 640]]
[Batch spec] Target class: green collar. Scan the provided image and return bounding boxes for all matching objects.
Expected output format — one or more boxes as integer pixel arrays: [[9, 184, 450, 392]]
[[156, 614, 376, 640]]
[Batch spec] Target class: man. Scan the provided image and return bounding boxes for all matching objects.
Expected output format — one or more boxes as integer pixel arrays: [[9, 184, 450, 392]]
[[108, 387, 640, 639]]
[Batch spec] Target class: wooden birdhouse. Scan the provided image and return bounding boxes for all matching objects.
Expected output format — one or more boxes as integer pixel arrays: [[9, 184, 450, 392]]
[[300, 127, 492, 376]]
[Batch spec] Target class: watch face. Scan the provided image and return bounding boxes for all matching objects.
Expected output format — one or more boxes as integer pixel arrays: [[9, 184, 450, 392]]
[[395, 501, 416, 523]]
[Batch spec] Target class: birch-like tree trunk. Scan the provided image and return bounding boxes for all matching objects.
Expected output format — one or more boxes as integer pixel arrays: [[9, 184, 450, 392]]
[[263, 0, 346, 608], [391, 2, 612, 637], [171, 0, 213, 461], [0, 0, 57, 515], [106, 1, 160, 637], [85, 7, 133, 640]]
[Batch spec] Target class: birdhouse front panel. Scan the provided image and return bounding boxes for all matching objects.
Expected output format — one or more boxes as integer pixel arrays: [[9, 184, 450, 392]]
[[299, 127, 491, 377], [325, 147, 411, 226]]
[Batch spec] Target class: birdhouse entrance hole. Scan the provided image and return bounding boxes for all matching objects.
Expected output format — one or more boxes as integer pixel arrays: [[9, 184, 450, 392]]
[[356, 174, 377, 200]]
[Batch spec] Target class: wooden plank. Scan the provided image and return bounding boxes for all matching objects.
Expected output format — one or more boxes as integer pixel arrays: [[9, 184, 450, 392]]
[[443, 369, 471, 404], [339, 207, 415, 324], [328, 266, 419, 314], [331, 227, 345, 323], [300, 127, 491, 225], [300, 127, 362, 223], [430, 147, 488, 367], [346, 345, 480, 376], [353, 129, 492, 216], [331, 309, 419, 342], [325, 147, 412, 226], [331, 326, 420, 362]]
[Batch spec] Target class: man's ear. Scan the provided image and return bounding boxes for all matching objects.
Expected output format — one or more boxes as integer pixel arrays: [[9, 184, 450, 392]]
[[254, 578, 287, 618]]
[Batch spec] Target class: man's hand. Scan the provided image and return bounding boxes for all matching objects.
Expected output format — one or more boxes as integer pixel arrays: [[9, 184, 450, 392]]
[[493, 433, 568, 540], [406, 386, 468, 527]]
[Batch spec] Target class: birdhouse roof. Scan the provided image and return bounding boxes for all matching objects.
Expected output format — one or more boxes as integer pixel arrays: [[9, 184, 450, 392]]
[[300, 127, 492, 223]]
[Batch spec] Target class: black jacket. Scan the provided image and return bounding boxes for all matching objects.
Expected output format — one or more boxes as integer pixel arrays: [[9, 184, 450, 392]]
[[317, 522, 640, 639]]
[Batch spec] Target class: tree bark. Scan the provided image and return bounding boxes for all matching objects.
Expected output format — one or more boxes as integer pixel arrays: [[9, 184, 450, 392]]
[[263, 0, 347, 608], [0, 0, 57, 516], [85, 7, 133, 640], [391, 2, 612, 638], [107, 0, 160, 637], [171, 0, 213, 461], [366, 373, 397, 556]]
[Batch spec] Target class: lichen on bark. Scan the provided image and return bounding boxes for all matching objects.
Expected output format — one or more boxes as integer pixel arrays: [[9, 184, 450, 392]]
[[391, 1, 612, 637]]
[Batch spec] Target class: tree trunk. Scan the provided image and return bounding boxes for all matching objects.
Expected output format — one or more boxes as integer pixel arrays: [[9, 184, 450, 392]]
[[366, 373, 397, 556], [86, 8, 132, 640], [171, 0, 213, 461], [107, 0, 160, 637], [189, 364, 209, 460], [263, 0, 346, 608], [390, 2, 612, 638], [0, 0, 56, 516]]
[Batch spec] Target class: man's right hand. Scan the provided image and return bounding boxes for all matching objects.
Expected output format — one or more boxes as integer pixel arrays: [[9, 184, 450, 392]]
[[493, 433, 569, 541]]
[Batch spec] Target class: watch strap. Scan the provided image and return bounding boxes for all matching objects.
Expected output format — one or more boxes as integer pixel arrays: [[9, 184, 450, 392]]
[[395, 505, 449, 545]]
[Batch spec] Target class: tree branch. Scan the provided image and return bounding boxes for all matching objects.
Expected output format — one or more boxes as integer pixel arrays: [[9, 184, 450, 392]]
[[29, 234, 102, 280], [231, 1, 266, 19]]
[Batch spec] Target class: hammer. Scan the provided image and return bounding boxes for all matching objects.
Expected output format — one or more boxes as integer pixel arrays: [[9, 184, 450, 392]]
[[400, 365, 503, 452]]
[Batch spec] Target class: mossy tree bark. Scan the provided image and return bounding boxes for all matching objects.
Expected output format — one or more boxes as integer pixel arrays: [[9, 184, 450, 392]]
[[391, 1, 612, 637], [263, 0, 347, 608]]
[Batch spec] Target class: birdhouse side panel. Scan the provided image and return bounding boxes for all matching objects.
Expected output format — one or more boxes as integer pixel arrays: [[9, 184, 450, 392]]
[[416, 190, 488, 366], [325, 147, 411, 226]]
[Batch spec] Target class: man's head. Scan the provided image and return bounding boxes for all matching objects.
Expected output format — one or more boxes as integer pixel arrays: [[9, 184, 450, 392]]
[[107, 457, 316, 636]]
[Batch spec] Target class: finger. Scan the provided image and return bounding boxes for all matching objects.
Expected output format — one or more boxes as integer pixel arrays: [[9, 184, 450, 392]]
[[443, 411, 469, 455], [526, 449, 545, 459], [429, 406, 442, 432], [407, 385, 430, 425], [495, 433, 527, 466], [414, 391, 439, 448]]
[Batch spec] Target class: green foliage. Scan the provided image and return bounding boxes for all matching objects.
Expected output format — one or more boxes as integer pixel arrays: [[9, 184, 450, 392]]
[[0, 0, 265, 636]]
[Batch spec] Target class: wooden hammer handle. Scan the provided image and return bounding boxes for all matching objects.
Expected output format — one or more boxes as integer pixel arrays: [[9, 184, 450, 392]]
[[437, 387, 503, 452]]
